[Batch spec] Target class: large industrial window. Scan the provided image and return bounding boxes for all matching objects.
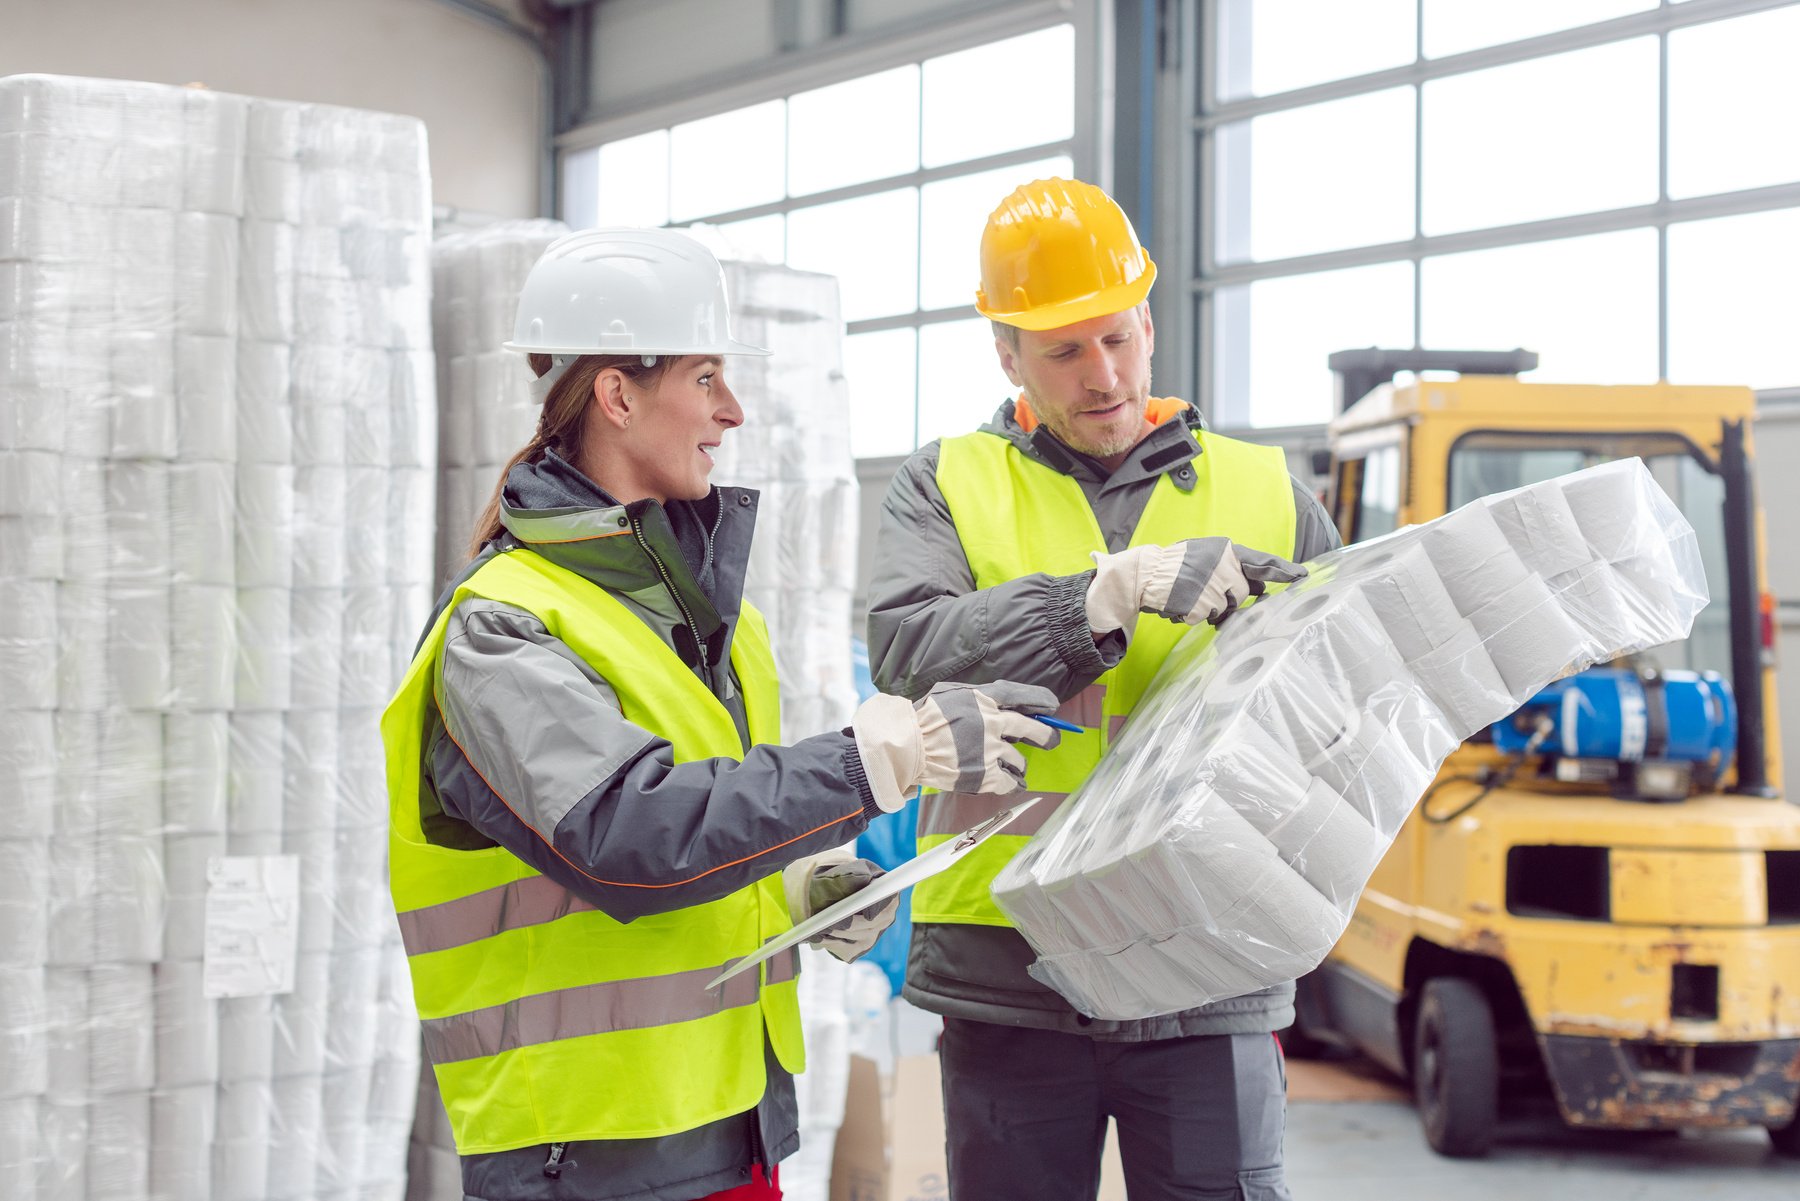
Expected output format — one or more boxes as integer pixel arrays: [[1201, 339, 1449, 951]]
[[561, 18, 1093, 460], [1189, 0, 1800, 431]]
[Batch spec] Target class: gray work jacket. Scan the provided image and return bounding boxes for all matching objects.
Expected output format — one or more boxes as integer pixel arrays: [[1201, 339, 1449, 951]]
[[866, 399, 1340, 1042], [426, 452, 881, 1201]]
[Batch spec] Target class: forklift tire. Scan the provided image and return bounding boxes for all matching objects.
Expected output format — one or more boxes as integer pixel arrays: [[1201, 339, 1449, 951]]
[[1769, 1111, 1800, 1158], [1413, 977, 1500, 1158]]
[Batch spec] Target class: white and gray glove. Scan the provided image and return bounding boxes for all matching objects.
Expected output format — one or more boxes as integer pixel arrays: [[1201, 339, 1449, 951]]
[[781, 850, 899, 963], [1085, 537, 1306, 633], [851, 680, 1062, 812]]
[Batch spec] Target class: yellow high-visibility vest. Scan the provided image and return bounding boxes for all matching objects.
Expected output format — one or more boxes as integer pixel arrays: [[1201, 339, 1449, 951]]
[[914, 424, 1296, 926], [383, 547, 803, 1154]]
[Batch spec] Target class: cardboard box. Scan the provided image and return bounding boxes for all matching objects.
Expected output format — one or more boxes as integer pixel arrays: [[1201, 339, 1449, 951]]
[[830, 1054, 1124, 1201]]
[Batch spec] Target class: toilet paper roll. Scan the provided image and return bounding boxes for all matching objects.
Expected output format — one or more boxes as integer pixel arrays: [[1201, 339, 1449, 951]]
[[1468, 573, 1594, 700], [228, 712, 285, 837], [292, 467, 347, 589], [234, 587, 292, 710], [1202, 639, 1356, 764], [236, 342, 294, 465], [44, 969, 89, 1102], [1419, 502, 1532, 618], [246, 156, 302, 224], [1261, 777, 1385, 908], [336, 708, 389, 829], [169, 461, 236, 586], [1406, 619, 1515, 739], [344, 398, 392, 467], [1197, 721, 1312, 834], [105, 580, 172, 709], [317, 1066, 373, 1193], [290, 588, 346, 709], [55, 581, 108, 710], [1605, 555, 1695, 650], [389, 358, 436, 472], [0, 1098, 41, 1200], [1213, 860, 1344, 979], [183, 99, 246, 214], [1334, 541, 1465, 663], [0, 579, 58, 711], [0, 450, 63, 517], [92, 834, 165, 963], [0, 967, 48, 1098], [292, 402, 346, 468], [152, 960, 218, 1088], [108, 331, 179, 460], [39, 1097, 88, 1201], [150, 1085, 215, 1199], [1484, 482, 1593, 578], [0, 840, 48, 966], [170, 583, 236, 710], [326, 947, 383, 1071], [339, 585, 392, 708], [1305, 710, 1436, 838], [234, 464, 296, 589], [161, 833, 225, 961], [87, 965, 155, 1094], [287, 828, 337, 956], [440, 359, 476, 467], [273, 950, 330, 1076], [342, 470, 388, 583], [1560, 461, 1659, 562], [174, 334, 238, 461], [212, 1078, 273, 1201], [0, 712, 56, 837], [332, 826, 391, 950], [86, 1091, 151, 1201], [266, 1074, 323, 1200], [282, 710, 338, 835], [105, 461, 171, 582], [175, 212, 239, 337], [162, 720, 228, 831], [390, 468, 436, 587], [218, 995, 275, 1085], [0, 515, 65, 580], [1548, 560, 1634, 658], [1259, 585, 1411, 703]]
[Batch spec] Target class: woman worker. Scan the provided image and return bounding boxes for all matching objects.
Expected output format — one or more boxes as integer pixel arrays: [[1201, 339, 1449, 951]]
[[383, 227, 1059, 1201]]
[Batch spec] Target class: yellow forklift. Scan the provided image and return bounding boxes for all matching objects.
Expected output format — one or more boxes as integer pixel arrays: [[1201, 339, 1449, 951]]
[[1282, 349, 1800, 1158]]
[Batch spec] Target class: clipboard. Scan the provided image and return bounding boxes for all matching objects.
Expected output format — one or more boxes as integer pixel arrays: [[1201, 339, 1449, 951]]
[[705, 794, 1045, 991]]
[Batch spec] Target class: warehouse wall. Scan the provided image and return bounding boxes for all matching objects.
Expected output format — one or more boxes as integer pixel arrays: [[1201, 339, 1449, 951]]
[[0, 0, 544, 217]]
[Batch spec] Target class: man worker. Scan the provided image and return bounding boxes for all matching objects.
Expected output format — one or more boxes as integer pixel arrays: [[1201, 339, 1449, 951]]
[[865, 177, 1341, 1200]]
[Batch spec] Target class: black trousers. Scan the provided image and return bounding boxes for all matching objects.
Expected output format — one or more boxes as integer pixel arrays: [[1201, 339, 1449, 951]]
[[939, 1018, 1292, 1200]]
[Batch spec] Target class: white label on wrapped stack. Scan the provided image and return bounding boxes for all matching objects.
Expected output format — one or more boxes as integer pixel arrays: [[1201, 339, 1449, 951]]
[[202, 854, 300, 999]]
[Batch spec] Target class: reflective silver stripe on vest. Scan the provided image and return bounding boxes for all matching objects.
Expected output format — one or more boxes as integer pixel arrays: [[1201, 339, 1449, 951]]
[[420, 944, 803, 1066], [917, 791, 1066, 838], [396, 874, 597, 957]]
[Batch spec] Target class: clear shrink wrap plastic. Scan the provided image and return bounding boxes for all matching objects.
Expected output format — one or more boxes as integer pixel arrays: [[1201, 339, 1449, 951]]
[[0, 74, 432, 1200], [992, 460, 1708, 1021], [426, 218, 567, 586]]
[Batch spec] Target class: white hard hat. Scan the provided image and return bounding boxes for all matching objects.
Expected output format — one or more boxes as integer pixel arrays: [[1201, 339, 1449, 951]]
[[503, 227, 770, 358]]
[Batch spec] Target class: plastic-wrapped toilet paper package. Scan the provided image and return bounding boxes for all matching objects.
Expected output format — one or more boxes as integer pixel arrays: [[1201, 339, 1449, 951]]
[[1, 74, 427, 1201], [993, 458, 1708, 1020]]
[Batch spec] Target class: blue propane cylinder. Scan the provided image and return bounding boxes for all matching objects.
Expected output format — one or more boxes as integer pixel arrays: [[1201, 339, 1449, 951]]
[[1491, 668, 1736, 774]]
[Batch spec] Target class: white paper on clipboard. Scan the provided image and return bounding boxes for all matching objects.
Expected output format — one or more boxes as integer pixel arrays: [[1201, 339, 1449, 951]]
[[705, 794, 1046, 991]]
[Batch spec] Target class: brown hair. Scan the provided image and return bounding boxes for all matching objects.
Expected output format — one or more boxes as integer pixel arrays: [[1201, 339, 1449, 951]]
[[465, 352, 673, 559], [991, 319, 1020, 351]]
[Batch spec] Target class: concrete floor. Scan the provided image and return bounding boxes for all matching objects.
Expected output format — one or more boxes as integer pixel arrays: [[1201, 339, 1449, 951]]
[[1282, 1057, 1797, 1199]]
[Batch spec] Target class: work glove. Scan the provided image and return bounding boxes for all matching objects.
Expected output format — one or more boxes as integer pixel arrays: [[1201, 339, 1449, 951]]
[[781, 850, 899, 963], [1085, 538, 1307, 633], [851, 680, 1062, 812]]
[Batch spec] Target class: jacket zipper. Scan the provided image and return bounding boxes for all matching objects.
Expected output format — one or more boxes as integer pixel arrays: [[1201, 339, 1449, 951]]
[[629, 513, 709, 670], [702, 493, 726, 583]]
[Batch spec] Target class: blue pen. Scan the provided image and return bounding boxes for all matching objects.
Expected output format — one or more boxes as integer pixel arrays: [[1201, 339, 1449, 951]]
[[1033, 714, 1085, 734]]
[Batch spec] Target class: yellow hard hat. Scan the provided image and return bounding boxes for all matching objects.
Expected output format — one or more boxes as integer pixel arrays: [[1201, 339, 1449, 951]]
[[974, 177, 1158, 332]]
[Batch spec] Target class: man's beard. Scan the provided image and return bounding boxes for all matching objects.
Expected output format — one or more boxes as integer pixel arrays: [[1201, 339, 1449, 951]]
[[1046, 388, 1151, 460]]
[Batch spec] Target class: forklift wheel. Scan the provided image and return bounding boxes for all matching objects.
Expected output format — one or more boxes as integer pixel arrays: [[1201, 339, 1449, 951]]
[[1770, 1111, 1800, 1158], [1413, 977, 1499, 1158]]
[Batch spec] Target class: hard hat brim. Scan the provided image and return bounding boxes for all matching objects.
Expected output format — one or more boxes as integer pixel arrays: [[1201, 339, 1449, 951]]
[[976, 262, 1158, 333]]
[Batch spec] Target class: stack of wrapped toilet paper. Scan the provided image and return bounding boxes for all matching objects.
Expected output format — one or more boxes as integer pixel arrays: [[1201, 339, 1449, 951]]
[[0, 74, 431, 1200], [991, 459, 1708, 1020]]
